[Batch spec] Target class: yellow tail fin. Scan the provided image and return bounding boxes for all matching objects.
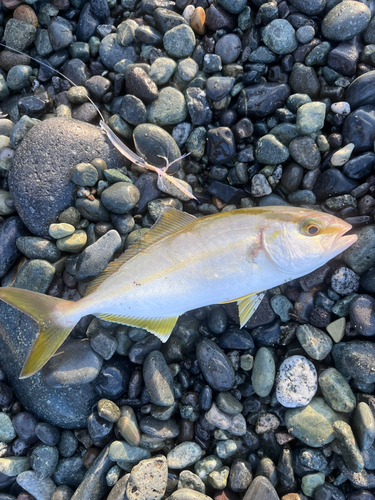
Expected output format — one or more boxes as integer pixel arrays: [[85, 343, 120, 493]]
[[0, 287, 76, 378]]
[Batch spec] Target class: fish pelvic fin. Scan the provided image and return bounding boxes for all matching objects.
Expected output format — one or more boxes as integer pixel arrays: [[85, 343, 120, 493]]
[[237, 292, 265, 328], [0, 287, 76, 378], [97, 313, 178, 342]]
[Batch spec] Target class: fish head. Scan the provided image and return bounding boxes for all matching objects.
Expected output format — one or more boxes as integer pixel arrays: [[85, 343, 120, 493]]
[[261, 207, 357, 276]]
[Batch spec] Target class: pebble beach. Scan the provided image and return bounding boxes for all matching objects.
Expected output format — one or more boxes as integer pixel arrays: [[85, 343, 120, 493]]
[[1, 0, 375, 499]]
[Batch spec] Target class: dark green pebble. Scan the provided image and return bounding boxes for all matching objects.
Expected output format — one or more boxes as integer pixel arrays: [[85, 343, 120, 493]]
[[333, 420, 364, 472], [352, 402, 375, 451]]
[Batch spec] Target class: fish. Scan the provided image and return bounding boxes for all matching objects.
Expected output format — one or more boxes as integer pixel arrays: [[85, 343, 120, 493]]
[[0, 206, 357, 379]]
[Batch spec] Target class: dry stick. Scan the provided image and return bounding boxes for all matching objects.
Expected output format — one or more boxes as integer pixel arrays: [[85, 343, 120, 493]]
[[0, 43, 197, 201]]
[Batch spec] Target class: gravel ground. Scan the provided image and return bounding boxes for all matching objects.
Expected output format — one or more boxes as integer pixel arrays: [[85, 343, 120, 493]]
[[1, 0, 375, 499]]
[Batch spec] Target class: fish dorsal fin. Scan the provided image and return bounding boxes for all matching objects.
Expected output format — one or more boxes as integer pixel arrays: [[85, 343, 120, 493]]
[[97, 313, 178, 342], [85, 208, 196, 296], [237, 292, 265, 328]]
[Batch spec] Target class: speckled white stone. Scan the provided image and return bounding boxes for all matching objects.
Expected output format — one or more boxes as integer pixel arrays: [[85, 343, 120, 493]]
[[331, 101, 351, 116], [276, 355, 317, 408]]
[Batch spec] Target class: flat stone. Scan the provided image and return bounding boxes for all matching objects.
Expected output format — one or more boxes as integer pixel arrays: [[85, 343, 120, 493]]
[[342, 105, 375, 153], [16, 471, 56, 500], [343, 225, 375, 274], [296, 324, 332, 360], [0, 457, 30, 476], [8, 118, 123, 237], [237, 83, 290, 118], [108, 441, 150, 463], [346, 70, 375, 110], [333, 420, 364, 472]]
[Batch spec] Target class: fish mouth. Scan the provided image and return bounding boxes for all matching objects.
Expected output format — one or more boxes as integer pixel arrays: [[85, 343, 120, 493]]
[[332, 224, 357, 252]]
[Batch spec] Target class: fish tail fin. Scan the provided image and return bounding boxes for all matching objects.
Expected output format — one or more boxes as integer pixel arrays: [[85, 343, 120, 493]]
[[0, 287, 77, 378]]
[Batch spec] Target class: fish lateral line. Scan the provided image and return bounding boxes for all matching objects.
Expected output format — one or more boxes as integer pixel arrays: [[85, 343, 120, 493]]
[[0, 43, 197, 202]]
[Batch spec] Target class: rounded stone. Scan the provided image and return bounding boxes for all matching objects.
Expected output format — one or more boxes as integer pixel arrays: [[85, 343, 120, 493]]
[[319, 368, 356, 413], [71, 163, 99, 187], [99, 33, 137, 70], [56, 230, 87, 253], [215, 34, 241, 64], [349, 295, 375, 337], [262, 19, 298, 55], [163, 25, 196, 58], [296, 102, 326, 135], [147, 87, 187, 126], [252, 347, 275, 398], [101, 182, 140, 214], [167, 442, 203, 469], [196, 339, 235, 391], [276, 355, 317, 408], [126, 456, 168, 500], [352, 402, 375, 451], [8, 118, 123, 237], [322, 1, 371, 42], [243, 476, 279, 500]]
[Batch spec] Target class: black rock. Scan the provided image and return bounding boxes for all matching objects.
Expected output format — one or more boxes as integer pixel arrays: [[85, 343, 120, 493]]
[[346, 70, 375, 110], [62, 59, 91, 86], [206, 76, 235, 101], [153, 8, 187, 34], [76, 3, 99, 42], [251, 320, 281, 346], [119, 94, 147, 126], [237, 83, 290, 118], [361, 268, 375, 293], [90, 0, 110, 21], [8, 118, 123, 237], [218, 328, 255, 350], [87, 412, 114, 447], [313, 168, 358, 199], [93, 357, 131, 399], [0, 302, 98, 428], [342, 106, 375, 152], [185, 87, 213, 126], [12, 412, 39, 445], [0, 216, 29, 279], [134, 173, 161, 213], [207, 127, 236, 165], [205, 3, 237, 31], [343, 152, 375, 179], [48, 17, 73, 51], [42, 338, 103, 388], [18, 92, 54, 118], [327, 42, 359, 77], [349, 295, 375, 337], [196, 339, 235, 391], [128, 335, 162, 365]]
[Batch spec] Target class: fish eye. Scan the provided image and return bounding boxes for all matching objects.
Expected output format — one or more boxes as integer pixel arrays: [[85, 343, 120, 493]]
[[301, 218, 322, 237]]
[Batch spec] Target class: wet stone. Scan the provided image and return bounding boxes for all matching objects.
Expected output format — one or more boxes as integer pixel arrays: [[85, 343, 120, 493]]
[[296, 324, 332, 360], [99, 33, 137, 70], [276, 355, 317, 408], [207, 127, 235, 165], [313, 168, 358, 200], [242, 476, 279, 500], [319, 368, 356, 413], [178, 470, 205, 493], [35, 423, 60, 447], [148, 87, 187, 126], [343, 225, 375, 275], [343, 152, 375, 180], [196, 339, 235, 391], [0, 457, 30, 476], [216, 392, 243, 416], [185, 88, 213, 126]]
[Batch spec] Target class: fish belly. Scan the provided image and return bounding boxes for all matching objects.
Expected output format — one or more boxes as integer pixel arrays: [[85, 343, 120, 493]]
[[82, 213, 281, 319]]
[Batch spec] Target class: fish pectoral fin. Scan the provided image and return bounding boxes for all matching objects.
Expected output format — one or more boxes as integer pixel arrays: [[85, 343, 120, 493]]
[[96, 313, 178, 342], [237, 292, 265, 328]]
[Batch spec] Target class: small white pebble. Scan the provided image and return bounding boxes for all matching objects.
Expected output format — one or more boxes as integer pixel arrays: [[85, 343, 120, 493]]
[[331, 101, 351, 116], [182, 4, 195, 23], [330, 142, 355, 166]]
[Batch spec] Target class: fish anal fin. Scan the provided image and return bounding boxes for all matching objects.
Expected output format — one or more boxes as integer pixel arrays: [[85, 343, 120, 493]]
[[97, 313, 178, 342], [85, 208, 196, 296], [237, 292, 265, 328]]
